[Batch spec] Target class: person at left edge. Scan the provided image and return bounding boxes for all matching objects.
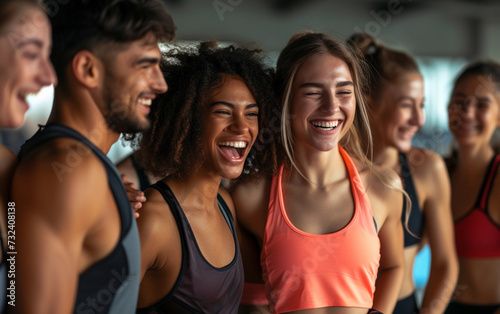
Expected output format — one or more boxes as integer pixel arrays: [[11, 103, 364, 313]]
[[0, 1, 56, 313], [11, 0, 175, 313]]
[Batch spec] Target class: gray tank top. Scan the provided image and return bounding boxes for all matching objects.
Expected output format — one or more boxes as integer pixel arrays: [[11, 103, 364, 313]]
[[18, 124, 141, 314]]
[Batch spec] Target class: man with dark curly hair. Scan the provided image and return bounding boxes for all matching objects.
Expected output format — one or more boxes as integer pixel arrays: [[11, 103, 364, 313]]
[[130, 41, 278, 313], [12, 1, 175, 312]]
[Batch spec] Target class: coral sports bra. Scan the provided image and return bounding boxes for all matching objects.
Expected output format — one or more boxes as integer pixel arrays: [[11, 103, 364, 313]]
[[261, 146, 380, 313]]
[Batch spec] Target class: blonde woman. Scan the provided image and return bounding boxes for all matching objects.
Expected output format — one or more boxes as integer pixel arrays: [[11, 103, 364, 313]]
[[350, 33, 458, 314], [233, 32, 404, 314]]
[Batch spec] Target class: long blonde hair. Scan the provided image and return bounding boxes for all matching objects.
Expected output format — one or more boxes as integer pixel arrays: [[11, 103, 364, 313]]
[[275, 32, 411, 229], [275, 32, 373, 174]]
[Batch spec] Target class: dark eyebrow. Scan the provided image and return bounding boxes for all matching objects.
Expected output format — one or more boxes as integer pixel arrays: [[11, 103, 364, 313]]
[[245, 103, 259, 109], [336, 81, 354, 88], [135, 57, 160, 66], [210, 101, 258, 109], [477, 96, 492, 103], [298, 82, 323, 89], [398, 96, 416, 103], [453, 92, 491, 102], [16, 39, 43, 49]]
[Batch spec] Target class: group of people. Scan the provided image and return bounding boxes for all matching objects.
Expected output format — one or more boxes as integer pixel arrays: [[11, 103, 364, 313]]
[[0, 0, 499, 313]]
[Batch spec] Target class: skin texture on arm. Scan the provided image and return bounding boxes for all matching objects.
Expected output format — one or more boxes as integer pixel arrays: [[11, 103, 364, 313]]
[[231, 177, 271, 313], [236, 223, 269, 314], [12, 142, 118, 314], [368, 167, 405, 313], [414, 149, 458, 314], [231, 177, 270, 248], [136, 186, 181, 308]]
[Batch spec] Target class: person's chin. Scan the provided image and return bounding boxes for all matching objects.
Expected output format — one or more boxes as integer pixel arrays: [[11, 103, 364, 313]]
[[7, 111, 26, 129], [219, 164, 245, 180], [395, 141, 412, 153], [117, 117, 150, 134]]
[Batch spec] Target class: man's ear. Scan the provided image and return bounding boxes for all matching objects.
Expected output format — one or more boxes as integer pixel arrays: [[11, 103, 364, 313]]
[[71, 50, 102, 89]]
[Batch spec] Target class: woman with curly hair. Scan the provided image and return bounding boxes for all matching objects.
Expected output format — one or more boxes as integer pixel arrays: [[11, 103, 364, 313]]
[[132, 41, 278, 313]]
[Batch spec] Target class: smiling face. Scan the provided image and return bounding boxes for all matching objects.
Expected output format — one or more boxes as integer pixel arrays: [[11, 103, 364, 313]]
[[370, 71, 425, 153], [0, 3, 56, 128], [100, 32, 168, 134], [201, 75, 259, 179], [448, 74, 500, 148], [289, 53, 356, 153]]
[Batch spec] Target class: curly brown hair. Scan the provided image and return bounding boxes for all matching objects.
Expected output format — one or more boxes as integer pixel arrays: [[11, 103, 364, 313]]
[[131, 41, 279, 181]]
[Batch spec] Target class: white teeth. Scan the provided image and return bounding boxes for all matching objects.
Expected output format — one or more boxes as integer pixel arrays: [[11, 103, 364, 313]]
[[138, 98, 152, 106], [311, 121, 339, 129], [219, 141, 247, 148]]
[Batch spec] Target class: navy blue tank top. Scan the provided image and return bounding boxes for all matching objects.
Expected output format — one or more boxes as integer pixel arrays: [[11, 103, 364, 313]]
[[137, 181, 244, 314], [400, 152, 424, 247], [18, 124, 141, 313]]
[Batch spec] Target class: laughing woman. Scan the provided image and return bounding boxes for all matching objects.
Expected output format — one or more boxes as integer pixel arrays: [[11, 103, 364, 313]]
[[130, 42, 276, 313], [233, 32, 405, 314], [349, 33, 458, 314], [0, 1, 56, 312]]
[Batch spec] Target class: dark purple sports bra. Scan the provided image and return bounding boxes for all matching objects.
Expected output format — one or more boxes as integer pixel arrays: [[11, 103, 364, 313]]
[[137, 180, 244, 314]]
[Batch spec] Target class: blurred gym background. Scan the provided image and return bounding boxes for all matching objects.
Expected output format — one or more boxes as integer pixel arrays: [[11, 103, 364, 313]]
[[4, 0, 500, 302]]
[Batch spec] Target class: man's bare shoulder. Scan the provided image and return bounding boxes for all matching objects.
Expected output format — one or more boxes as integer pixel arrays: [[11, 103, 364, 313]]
[[13, 138, 110, 224]]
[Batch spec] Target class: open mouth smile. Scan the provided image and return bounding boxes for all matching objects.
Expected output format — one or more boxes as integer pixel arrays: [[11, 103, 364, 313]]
[[218, 141, 248, 160], [311, 120, 339, 130]]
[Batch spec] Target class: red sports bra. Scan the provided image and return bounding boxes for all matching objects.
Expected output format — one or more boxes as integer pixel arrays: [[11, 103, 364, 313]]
[[454, 155, 500, 258], [260, 146, 380, 313]]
